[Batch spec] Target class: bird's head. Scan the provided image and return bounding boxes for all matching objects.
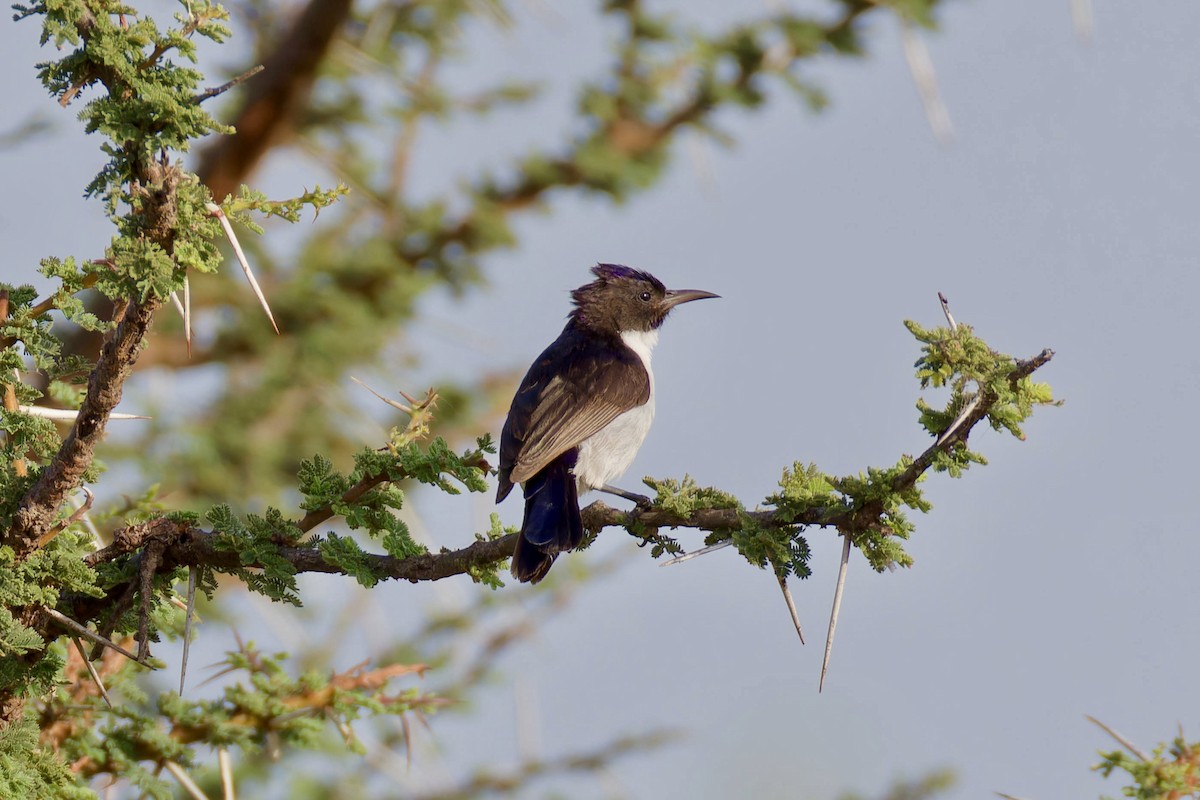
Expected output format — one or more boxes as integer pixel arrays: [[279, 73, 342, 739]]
[[569, 263, 718, 334]]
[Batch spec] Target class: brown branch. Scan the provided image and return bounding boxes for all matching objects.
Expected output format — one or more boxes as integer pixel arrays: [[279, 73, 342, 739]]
[[410, 729, 679, 800], [7, 297, 162, 556], [192, 64, 265, 105], [891, 348, 1055, 492], [399, 0, 878, 264], [136, 541, 165, 661], [84, 518, 520, 583], [296, 473, 389, 534], [33, 487, 93, 551], [0, 289, 27, 478], [2, 21, 188, 728], [68, 347, 1054, 609]]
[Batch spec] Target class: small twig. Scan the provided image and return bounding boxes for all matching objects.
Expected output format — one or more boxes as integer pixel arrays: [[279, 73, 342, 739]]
[[70, 634, 113, 708], [820, 534, 852, 692], [24, 272, 101, 320], [273, 707, 321, 724], [42, 607, 155, 668], [192, 64, 265, 104], [659, 538, 732, 566], [58, 79, 89, 108], [1086, 715, 1151, 762], [180, 566, 198, 695], [399, 711, 415, 769], [90, 576, 140, 661], [71, 488, 104, 551], [938, 291, 958, 331], [325, 708, 358, 748], [137, 543, 165, 661], [205, 202, 279, 334], [776, 572, 805, 645], [899, 18, 954, 146], [994, 793, 1033, 800], [163, 759, 210, 800], [218, 747, 235, 800], [34, 486, 94, 550], [351, 376, 419, 413]]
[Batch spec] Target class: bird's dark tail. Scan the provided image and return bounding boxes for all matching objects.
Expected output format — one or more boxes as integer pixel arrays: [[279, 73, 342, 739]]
[[512, 450, 583, 583]]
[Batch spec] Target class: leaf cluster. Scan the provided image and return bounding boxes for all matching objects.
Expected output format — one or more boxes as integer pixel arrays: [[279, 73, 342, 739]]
[[634, 322, 1059, 578], [48, 641, 439, 797], [0, 531, 103, 694], [1096, 733, 1200, 800]]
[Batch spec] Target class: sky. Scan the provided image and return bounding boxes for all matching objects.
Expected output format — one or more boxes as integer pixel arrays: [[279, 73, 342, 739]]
[[3, 1, 1199, 798]]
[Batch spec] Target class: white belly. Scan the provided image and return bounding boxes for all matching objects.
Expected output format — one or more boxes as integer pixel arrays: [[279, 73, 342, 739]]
[[574, 328, 658, 493], [574, 398, 655, 492]]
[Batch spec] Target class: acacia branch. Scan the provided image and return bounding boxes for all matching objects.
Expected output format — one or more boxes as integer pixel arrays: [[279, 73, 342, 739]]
[[892, 347, 1054, 491], [8, 296, 162, 555], [65, 345, 1054, 622]]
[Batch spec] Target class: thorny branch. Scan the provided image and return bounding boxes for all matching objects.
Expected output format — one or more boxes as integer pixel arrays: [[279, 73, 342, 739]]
[[59, 348, 1054, 646], [1, 1, 192, 726]]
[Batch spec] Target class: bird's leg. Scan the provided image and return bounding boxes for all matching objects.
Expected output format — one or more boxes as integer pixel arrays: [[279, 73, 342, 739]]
[[599, 483, 654, 510]]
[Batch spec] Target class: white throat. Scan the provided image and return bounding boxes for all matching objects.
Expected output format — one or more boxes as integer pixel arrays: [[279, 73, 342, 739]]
[[620, 328, 659, 373]]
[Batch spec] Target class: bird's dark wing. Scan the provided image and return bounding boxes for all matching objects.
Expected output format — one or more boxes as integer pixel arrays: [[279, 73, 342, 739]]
[[498, 328, 649, 498]]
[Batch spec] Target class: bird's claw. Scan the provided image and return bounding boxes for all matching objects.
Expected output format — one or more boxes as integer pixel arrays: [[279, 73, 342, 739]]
[[599, 484, 654, 511], [629, 493, 654, 512]]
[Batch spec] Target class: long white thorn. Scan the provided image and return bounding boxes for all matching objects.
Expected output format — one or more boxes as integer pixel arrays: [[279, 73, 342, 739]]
[[938, 291, 958, 331], [350, 376, 413, 413], [16, 405, 148, 421], [218, 747, 235, 800], [206, 202, 279, 335], [43, 607, 156, 668], [900, 18, 954, 146], [1069, 0, 1094, 43], [1086, 715, 1151, 762], [163, 760, 210, 800], [936, 392, 981, 446], [180, 566, 198, 695], [820, 534, 852, 692], [183, 272, 192, 356], [70, 634, 112, 708], [659, 538, 733, 567], [777, 572, 805, 645]]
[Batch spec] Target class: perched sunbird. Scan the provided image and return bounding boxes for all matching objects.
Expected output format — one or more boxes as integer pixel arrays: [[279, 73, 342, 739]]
[[496, 264, 718, 582]]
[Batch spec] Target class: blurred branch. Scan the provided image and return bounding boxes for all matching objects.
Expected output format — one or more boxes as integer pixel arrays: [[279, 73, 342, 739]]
[[410, 729, 679, 800], [197, 0, 355, 200]]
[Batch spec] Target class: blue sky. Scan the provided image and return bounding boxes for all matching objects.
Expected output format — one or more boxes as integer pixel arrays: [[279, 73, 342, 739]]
[[3, 2, 1197, 798]]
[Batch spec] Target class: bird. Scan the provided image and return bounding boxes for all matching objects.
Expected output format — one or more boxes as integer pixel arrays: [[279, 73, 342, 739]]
[[496, 263, 718, 583]]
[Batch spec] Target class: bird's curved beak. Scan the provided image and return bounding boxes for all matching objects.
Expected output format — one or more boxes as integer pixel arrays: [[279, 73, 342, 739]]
[[664, 288, 720, 308]]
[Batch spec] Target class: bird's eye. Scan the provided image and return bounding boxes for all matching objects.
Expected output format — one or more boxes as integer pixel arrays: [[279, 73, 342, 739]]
[[639, 291, 652, 302]]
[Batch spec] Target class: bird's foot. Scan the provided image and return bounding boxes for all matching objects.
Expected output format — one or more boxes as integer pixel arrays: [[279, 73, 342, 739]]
[[599, 483, 654, 511]]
